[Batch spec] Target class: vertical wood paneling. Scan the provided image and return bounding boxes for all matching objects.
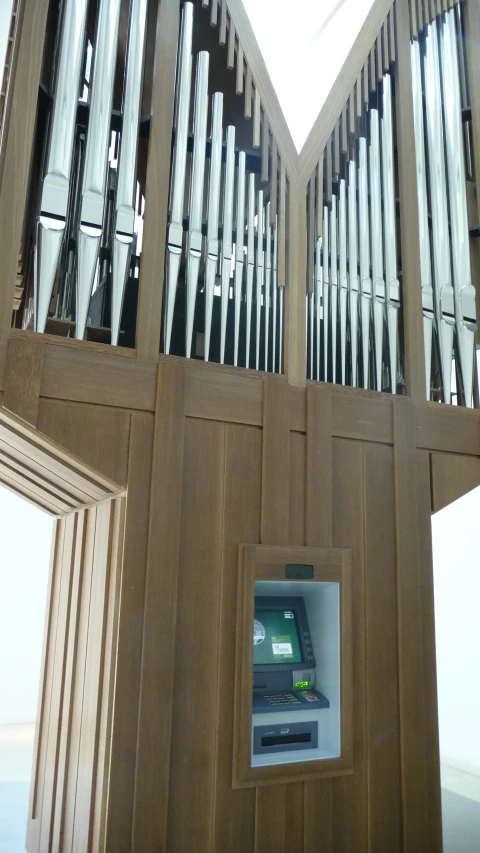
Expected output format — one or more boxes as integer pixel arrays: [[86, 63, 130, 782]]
[[416, 450, 443, 853], [72, 500, 113, 853], [136, 0, 180, 359], [261, 377, 290, 545], [105, 413, 154, 853], [364, 442, 402, 853], [3, 335, 44, 425], [306, 384, 332, 548], [289, 431, 306, 545], [167, 418, 226, 852], [61, 507, 97, 851], [50, 511, 85, 852], [304, 385, 333, 851], [286, 185, 306, 385], [393, 402, 428, 852], [256, 375, 291, 853], [394, 0, 426, 403], [213, 425, 260, 853], [133, 362, 186, 853], [332, 438, 368, 853], [304, 781, 333, 852]]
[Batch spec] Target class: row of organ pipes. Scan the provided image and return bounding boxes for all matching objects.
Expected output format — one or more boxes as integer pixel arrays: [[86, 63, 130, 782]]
[[307, 70, 400, 394], [34, 0, 148, 346], [30, 0, 285, 371], [307, 4, 477, 406], [164, 2, 284, 370]]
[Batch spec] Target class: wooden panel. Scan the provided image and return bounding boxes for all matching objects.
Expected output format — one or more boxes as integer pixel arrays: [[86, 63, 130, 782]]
[[167, 418, 225, 852], [430, 450, 480, 512], [0, 0, 50, 336], [364, 442, 402, 853], [133, 362, 186, 852], [3, 334, 44, 424], [71, 500, 114, 852], [105, 413, 154, 852], [332, 438, 368, 853], [257, 374, 290, 852], [394, 0, 426, 403], [286, 186, 306, 385], [213, 425, 260, 853], [306, 383, 332, 547], [256, 787, 286, 853], [185, 364, 263, 425], [393, 401, 428, 852], [290, 431, 306, 545], [290, 384, 393, 446], [41, 343, 157, 411], [261, 376, 290, 544], [304, 781, 333, 852], [136, 0, 180, 359], [416, 450, 443, 852], [236, 42, 244, 94], [416, 404, 480, 455], [37, 399, 130, 487]]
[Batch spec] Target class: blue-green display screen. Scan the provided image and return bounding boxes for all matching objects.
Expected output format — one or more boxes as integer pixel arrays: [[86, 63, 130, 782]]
[[253, 609, 302, 665]]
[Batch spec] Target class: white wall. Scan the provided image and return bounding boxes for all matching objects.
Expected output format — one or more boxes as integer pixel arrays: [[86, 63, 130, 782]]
[[0, 486, 53, 724], [241, 0, 376, 150], [432, 486, 480, 777]]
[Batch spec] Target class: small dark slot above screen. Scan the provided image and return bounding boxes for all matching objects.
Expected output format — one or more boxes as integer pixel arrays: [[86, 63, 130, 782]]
[[261, 733, 311, 747], [285, 564, 314, 579]]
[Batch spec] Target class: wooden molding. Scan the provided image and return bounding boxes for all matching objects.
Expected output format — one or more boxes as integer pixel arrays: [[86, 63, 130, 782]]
[[430, 450, 480, 513]]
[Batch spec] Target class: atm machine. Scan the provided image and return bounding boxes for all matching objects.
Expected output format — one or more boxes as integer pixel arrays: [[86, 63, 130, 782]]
[[251, 592, 340, 766]]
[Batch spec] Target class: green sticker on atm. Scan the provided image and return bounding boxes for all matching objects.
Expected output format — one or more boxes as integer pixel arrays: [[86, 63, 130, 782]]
[[294, 680, 311, 688]]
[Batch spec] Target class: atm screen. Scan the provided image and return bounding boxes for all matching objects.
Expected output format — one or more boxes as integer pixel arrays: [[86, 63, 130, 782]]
[[253, 609, 302, 665]]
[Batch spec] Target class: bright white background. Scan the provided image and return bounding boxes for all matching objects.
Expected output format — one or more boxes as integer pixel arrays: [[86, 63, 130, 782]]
[[432, 487, 480, 776], [0, 487, 52, 724], [242, 0, 375, 150]]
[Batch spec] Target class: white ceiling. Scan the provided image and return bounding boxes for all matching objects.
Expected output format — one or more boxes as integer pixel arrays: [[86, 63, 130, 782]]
[[241, 0, 376, 151]]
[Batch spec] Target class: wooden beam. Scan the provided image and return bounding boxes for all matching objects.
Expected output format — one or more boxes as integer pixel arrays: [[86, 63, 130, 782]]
[[394, 0, 426, 403], [136, 0, 180, 359], [3, 334, 44, 425]]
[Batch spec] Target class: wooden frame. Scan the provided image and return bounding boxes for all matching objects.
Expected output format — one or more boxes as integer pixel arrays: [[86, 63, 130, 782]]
[[233, 543, 353, 787]]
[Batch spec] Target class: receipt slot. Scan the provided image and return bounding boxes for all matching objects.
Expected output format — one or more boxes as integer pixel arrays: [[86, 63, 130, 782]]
[[251, 583, 341, 767]]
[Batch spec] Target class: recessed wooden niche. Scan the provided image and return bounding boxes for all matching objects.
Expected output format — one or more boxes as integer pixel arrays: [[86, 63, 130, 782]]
[[233, 544, 353, 788]]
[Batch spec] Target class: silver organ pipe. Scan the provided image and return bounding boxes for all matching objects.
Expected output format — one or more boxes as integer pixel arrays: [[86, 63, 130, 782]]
[[204, 92, 224, 362], [339, 178, 348, 385], [330, 195, 338, 384], [111, 0, 149, 346], [186, 51, 209, 360], [255, 191, 264, 371], [440, 10, 477, 407], [411, 38, 434, 400], [358, 136, 372, 390], [369, 108, 386, 392], [76, 0, 122, 340], [424, 18, 455, 403], [234, 151, 246, 367], [348, 160, 359, 388], [381, 73, 400, 394], [272, 220, 278, 374], [34, 0, 89, 333], [220, 125, 235, 365], [265, 203, 272, 371], [315, 235, 323, 382], [246, 173, 255, 368], [165, 2, 193, 355], [323, 205, 330, 382]]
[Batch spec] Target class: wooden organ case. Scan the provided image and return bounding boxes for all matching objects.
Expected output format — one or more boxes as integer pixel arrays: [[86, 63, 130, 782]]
[[1, 0, 480, 851]]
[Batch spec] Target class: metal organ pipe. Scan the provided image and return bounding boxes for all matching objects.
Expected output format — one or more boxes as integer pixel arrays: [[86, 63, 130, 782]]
[[381, 73, 400, 394], [204, 93, 224, 362]]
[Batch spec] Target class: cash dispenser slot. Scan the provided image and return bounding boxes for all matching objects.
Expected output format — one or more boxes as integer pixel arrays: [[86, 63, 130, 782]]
[[253, 721, 318, 755]]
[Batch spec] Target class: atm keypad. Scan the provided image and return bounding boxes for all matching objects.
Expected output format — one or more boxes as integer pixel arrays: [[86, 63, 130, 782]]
[[263, 693, 302, 706]]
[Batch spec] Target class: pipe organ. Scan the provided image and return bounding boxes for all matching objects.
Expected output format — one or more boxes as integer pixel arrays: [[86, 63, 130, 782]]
[[306, 34, 401, 393]]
